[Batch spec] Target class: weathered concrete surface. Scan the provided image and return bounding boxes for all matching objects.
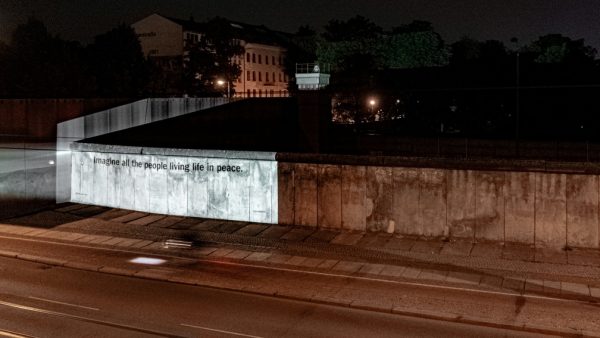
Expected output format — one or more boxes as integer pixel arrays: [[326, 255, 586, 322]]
[[71, 146, 278, 224], [535, 173, 567, 248], [341, 165, 366, 231], [446, 170, 475, 239], [277, 162, 295, 225], [294, 164, 318, 227], [366, 166, 393, 232], [475, 171, 505, 242], [566, 175, 599, 248], [317, 165, 341, 229], [392, 168, 420, 235], [418, 169, 447, 237], [504, 172, 535, 244]]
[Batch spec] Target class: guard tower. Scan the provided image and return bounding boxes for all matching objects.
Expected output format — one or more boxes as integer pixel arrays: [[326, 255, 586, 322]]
[[295, 63, 330, 90]]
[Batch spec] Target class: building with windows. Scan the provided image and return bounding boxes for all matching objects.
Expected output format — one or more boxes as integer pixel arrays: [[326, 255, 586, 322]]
[[132, 13, 290, 97]]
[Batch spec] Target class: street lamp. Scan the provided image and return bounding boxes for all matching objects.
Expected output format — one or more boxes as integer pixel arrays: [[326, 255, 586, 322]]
[[216, 79, 230, 99]]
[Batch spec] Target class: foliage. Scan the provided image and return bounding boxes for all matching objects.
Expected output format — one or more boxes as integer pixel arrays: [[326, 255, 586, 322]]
[[529, 34, 597, 64], [87, 24, 150, 97], [381, 31, 449, 68], [182, 17, 244, 96]]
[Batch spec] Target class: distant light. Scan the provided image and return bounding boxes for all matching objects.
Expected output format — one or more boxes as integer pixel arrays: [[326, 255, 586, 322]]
[[129, 257, 166, 265], [369, 99, 376, 106], [48, 160, 55, 165], [216, 79, 225, 86], [396, 99, 400, 104]]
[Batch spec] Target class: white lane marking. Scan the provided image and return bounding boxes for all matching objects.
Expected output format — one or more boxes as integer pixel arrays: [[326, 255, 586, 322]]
[[28, 296, 99, 311], [0, 233, 593, 305], [181, 323, 263, 338]]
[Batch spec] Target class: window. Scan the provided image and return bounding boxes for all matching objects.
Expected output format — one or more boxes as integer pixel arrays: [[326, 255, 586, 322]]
[[266, 56, 269, 65], [246, 53, 250, 62], [272, 72, 275, 82], [279, 56, 282, 65], [259, 89, 262, 97], [252, 53, 256, 63], [266, 72, 269, 82], [252, 89, 256, 97], [252, 71, 256, 81], [258, 54, 262, 64], [258, 72, 262, 81], [247, 89, 251, 97], [272, 56, 275, 65], [247, 71, 250, 81], [279, 73, 282, 82]]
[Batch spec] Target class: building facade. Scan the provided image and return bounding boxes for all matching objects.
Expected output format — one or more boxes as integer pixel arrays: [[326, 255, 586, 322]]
[[132, 13, 289, 97]]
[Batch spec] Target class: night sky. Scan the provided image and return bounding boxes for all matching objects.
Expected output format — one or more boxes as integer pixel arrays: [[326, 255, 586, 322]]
[[1, 0, 599, 52]]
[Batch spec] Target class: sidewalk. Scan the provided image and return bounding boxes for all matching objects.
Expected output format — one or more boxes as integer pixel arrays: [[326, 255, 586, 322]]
[[2, 203, 599, 301]]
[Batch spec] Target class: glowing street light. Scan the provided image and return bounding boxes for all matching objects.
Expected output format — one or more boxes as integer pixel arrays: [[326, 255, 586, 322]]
[[216, 79, 230, 99]]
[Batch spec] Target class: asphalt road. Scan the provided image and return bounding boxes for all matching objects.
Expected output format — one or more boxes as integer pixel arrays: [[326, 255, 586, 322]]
[[0, 251, 546, 337]]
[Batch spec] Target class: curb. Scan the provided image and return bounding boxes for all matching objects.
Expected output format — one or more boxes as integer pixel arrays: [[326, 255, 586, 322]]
[[0, 249, 596, 337]]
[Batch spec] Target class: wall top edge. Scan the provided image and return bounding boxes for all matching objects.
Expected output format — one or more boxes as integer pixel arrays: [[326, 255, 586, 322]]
[[71, 142, 277, 160], [275, 152, 600, 175]]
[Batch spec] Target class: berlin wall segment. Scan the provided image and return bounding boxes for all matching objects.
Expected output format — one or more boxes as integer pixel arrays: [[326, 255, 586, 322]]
[[70, 143, 277, 224]]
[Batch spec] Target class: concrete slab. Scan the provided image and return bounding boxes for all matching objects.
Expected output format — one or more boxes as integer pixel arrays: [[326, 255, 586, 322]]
[[235, 223, 268, 237], [317, 164, 342, 229], [535, 173, 567, 249], [277, 162, 295, 225], [294, 163, 318, 227], [379, 265, 406, 277], [502, 278, 524, 292], [470, 242, 503, 259], [446, 170, 476, 239], [418, 168, 447, 237], [257, 225, 291, 239], [534, 248, 568, 264], [341, 165, 367, 231], [317, 259, 339, 270], [225, 250, 252, 260], [567, 250, 600, 266], [305, 229, 338, 243], [543, 280, 562, 295], [440, 241, 473, 257], [208, 248, 234, 258], [244, 252, 271, 262], [355, 234, 390, 249], [265, 253, 293, 264], [280, 227, 315, 242], [111, 212, 147, 224], [384, 237, 416, 251], [332, 261, 364, 273], [502, 244, 535, 262], [190, 219, 223, 231], [147, 216, 184, 228], [285, 256, 307, 266], [128, 214, 166, 226], [479, 275, 503, 288], [504, 172, 535, 244], [474, 171, 505, 241], [410, 240, 443, 255], [392, 167, 420, 235], [401, 267, 421, 279], [366, 166, 393, 233], [330, 233, 363, 246], [417, 269, 448, 282], [298, 257, 324, 268], [446, 271, 482, 285], [525, 279, 545, 293], [561, 282, 590, 296], [566, 175, 599, 248], [212, 221, 249, 234], [93, 209, 132, 221], [358, 263, 386, 275], [70, 205, 108, 217]]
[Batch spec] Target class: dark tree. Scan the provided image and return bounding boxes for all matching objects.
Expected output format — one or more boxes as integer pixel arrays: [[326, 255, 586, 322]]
[[391, 20, 434, 34], [182, 17, 244, 97], [87, 24, 149, 97], [322, 15, 382, 42]]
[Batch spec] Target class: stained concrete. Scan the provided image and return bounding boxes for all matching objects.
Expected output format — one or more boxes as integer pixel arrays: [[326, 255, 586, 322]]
[[504, 172, 535, 244], [418, 169, 447, 237], [535, 173, 567, 248], [293, 164, 318, 227], [446, 170, 476, 239], [392, 167, 420, 235], [474, 171, 505, 242], [277, 162, 295, 225], [317, 165, 341, 229], [566, 175, 599, 248], [341, 165, 366, 231], [366, 166, 393, 232]]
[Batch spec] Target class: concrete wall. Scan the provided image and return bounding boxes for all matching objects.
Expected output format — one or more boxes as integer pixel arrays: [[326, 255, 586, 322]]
[[71, 143, 278, 223], [278, 162, 600, 249], [56, 97, 229, 202]]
